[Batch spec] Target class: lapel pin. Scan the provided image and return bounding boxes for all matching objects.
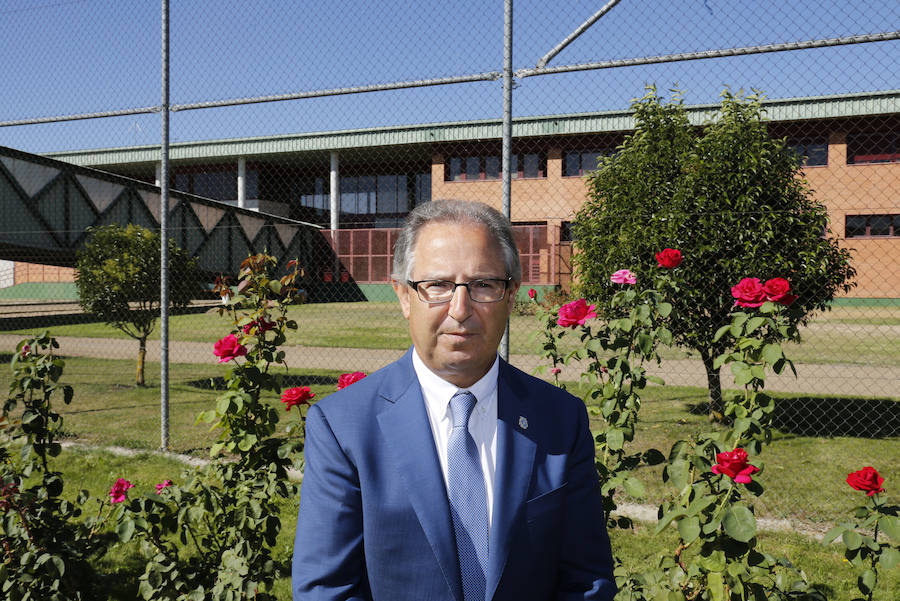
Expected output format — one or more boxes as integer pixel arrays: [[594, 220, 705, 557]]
[[518, 416, 528, 430]]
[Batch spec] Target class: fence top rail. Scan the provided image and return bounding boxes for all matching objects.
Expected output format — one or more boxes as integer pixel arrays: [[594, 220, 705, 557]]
[[45, 89, 900, 167]]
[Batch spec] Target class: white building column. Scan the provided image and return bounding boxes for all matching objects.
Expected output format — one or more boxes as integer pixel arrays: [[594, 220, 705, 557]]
[[237, 156, 246, 209], [330, 151, 340, 275]]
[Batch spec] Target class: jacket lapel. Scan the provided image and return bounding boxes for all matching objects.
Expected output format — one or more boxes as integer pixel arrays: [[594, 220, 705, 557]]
[[375, 351, 463, 601], [487, 361, 537, 600]]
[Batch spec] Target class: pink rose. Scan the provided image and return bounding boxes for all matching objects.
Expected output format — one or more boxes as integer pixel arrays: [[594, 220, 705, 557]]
[[846, 466, 885, 497], [282, 386, 315, 411], [213, 334, 247, 363], [731, 277, 766, 308], [550, 367, 561, 375], [655, 248, 683, 269], [762, 277, 798, 306], [20, 344, 31, 358], [610, 269, 637, 285], [242, 318, 276, 335], [528, 288, 537, 299], [711, 448, 759, 484], [109, 478, 134, 504], [556, 299, 597, 328], [337, 372, 367, 390], [155, 480, 173, 494]]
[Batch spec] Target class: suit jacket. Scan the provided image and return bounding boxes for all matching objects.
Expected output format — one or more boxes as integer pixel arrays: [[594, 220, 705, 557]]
[[292, 349, 616, 601]]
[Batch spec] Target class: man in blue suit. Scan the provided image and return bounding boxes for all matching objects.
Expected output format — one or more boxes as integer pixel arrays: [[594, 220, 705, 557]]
[[293, 200, 616, 600]]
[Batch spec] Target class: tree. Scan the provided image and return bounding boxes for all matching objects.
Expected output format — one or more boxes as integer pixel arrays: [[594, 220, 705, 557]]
[[75, 224, 198, 386], [572, 88, 855, 420]]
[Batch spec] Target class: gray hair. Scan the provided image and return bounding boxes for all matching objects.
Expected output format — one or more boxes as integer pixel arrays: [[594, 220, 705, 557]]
[[392, 199, 522, 282]]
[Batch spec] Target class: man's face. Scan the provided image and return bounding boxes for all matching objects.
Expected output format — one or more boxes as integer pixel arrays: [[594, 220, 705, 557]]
[[393, 221, 519, 388]]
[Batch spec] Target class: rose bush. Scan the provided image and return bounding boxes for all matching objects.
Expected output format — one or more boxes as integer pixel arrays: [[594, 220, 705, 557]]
[[556, 298, 597, 327], [337, 371, 367, 390], [825, 467, 900, 601], [116, 253, 307, 601]]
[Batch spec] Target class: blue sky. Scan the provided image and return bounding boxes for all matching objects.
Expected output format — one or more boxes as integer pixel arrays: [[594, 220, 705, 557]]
[[1, 0, 897, 153]]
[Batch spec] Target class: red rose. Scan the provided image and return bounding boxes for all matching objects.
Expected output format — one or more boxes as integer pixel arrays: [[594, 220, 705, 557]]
[[557, 299, 597, 328], [846, 466, 885, 496], [711, 448, 759, 484], [155, 480, 173, 494], [109, 478, 134, 504], [242, 318, 276, 335], [655, 248, 683, 269], [762, 277, 798, 306], [528, 288, 537, 299], [213, 334, 247, 363], [337, 371, 367, 390], [731, 277, 766, 308], [20, 344, 31, 357], [282, 386, 315, 411]]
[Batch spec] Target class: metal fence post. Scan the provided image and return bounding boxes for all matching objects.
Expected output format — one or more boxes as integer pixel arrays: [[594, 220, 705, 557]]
[[159, 0, 171, 451]]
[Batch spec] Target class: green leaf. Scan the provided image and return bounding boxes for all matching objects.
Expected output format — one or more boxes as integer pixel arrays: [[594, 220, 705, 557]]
[[745, 316, 766, 334], [858, 568, 876, 595], [713, 325, 732, 342], [879, 514, 900, 542], [822, 525, 845, 545], [117, 519, 135, 542], [658, 302, 672, 317], [622, 477, 646, 499], [677, 516, 701, 543], [605, 428, 624, 451], [697, 550, 726, 573], [646, 374, 665, 385], [842, 529, 862, 550], [880, 546, 900, 570], [708, 571, 725, 601], [723, 505, 756, 542], [762, 343, 783, 365]]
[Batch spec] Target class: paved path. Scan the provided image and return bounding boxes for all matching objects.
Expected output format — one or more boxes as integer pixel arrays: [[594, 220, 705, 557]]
[[2, 334, 897, 397]]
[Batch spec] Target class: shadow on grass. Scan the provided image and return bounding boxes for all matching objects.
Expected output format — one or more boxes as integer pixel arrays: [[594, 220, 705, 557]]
[[187, 373, 339, 390], [688, 395, 900, 438]]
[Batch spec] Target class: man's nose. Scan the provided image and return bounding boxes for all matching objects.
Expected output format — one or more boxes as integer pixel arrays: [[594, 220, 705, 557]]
[[447, 284, 474, 323]]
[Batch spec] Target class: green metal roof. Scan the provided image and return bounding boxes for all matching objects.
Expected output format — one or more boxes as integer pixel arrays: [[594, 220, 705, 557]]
[[48, 89, 900, 167]]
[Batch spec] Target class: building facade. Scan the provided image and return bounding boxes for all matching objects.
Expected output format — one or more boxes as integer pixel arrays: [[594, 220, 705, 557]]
[[42, 90, 900, 299]]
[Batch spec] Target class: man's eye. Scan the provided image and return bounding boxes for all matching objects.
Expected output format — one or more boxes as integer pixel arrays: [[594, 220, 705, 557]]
[[424, 281, 453, 291]]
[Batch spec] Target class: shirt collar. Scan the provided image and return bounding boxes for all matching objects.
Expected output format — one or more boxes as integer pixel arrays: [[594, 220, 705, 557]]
[[412, 348, 499, 415]]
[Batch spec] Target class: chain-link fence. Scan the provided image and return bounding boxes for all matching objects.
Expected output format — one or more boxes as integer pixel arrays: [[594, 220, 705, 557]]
[[1, 0, 898, 523]]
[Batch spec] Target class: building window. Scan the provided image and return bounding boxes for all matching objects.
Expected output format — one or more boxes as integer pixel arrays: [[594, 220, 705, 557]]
[[847, 132, 900, 164], [444, 153, 546, 181], [563, 150, 613, 176], [787, 138, 828, 166], [845, 214, 900, 237]]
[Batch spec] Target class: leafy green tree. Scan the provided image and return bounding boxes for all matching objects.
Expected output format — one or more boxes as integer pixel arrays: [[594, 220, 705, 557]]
[[572, 88, 855, 420], [75, 224, 198, 386]]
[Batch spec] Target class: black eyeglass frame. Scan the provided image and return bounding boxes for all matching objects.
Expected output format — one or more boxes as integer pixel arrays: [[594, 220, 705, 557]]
[[406, 277, 512, 304]]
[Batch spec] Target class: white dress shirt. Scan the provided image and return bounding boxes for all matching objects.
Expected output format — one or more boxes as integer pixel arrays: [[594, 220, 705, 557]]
[[412, 349, 499, 529]]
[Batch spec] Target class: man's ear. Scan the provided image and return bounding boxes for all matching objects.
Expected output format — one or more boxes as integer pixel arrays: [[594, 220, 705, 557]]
[[392, 279, 411, 319], [506, 281, 521, 313]]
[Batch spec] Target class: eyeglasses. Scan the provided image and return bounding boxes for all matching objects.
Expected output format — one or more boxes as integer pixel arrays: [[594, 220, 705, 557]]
[[407, 278, 511, 304]]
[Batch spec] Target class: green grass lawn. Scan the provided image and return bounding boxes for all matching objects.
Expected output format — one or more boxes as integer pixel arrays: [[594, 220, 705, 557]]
[[6, 302, 899, 367]]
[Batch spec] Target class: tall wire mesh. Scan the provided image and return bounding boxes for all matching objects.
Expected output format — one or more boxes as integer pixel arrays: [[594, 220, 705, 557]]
[[0, 0, 898, 523]]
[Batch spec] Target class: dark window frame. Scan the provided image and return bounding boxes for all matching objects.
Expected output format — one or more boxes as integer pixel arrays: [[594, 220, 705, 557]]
[[845, 214, 900, 238]]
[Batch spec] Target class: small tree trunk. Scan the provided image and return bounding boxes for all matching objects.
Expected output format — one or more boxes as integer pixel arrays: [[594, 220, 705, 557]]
[[136, 337, 147, 387], [699, 349, 724, 422]]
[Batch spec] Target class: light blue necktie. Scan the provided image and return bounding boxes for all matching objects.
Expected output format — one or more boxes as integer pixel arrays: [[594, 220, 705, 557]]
[[447, 390, 489, 601]]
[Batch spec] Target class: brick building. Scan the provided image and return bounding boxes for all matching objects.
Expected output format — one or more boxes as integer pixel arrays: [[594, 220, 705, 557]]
[[30, 89, 900, 299]]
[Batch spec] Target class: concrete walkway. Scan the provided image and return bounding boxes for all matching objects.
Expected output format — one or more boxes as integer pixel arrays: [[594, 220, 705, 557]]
[[1, 333, 897, 397]]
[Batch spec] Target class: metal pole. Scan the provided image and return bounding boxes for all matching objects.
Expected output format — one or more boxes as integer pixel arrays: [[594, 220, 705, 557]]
[[535, 0, 622, 69], [330, 151, 340, 277], [500, 0, 513, 362], [159, 0, 170, 451]]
